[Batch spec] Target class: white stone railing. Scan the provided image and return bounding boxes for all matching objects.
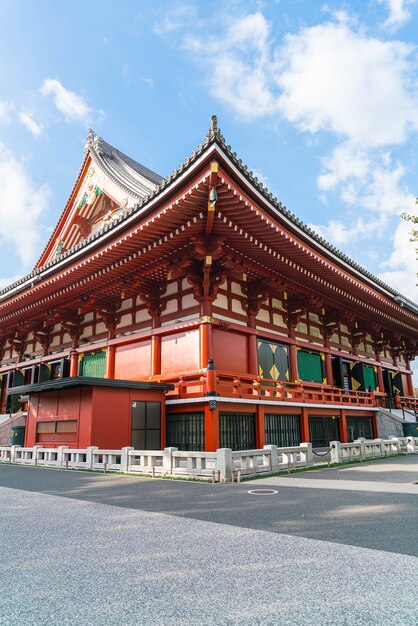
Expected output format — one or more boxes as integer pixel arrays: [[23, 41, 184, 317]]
[[0, 437, 416, 482], [330, 437, 417, 462], [229, 443, 314, 480]]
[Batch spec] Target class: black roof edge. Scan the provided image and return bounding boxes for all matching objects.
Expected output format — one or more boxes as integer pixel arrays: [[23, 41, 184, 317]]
[[1, 116, 417, 316], [7, 376, 174, 395]]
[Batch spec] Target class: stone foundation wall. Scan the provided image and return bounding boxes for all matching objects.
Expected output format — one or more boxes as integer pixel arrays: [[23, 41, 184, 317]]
[[0, 414, 26, 446], [376, 410, 404, 439]]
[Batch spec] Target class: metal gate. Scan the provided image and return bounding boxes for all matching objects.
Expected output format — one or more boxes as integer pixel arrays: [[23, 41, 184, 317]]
[[220, 413, 256, 451], [166, 412, 204, 451], [131, 401, 161, 450], [346, 416, 373, 442], [265, 414, 301, 447], [309, 415, 340, 447]]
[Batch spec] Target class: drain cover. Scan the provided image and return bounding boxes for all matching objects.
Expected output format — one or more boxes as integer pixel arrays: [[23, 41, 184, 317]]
[[248, 488, 278, 495]]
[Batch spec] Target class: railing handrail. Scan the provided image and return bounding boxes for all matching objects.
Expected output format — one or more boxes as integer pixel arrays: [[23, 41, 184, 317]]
[[1, 438, 418, 481]]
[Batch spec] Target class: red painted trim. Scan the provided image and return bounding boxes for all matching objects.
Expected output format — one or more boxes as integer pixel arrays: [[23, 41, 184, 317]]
[[204, 404, 219, 451], [256, 405, 265, 448], [300, 408, 310, 442], [340, 411, 348, 443]]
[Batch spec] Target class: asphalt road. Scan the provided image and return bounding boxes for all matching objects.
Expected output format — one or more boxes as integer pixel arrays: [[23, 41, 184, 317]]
[[1, 457, 417, 625], [0, 457, 417, 555]]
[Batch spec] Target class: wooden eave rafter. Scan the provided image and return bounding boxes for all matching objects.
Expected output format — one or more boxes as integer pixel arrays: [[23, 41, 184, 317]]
[[209, 168, 418, 335], [211, 142, 418, 314], [0, 170, 214, 327], [0, 144, 417, 343]]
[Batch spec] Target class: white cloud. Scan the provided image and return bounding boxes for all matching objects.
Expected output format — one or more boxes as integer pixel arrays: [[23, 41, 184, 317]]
[[0, 100, 14, 122], [153, 5, 200, 36], [0, 274, 25, 290], [170, 9, 418, 300], [359, 161, 415, 214], [317, 144, 415, 215], [251, 168, 269, 188], [378, 220, 418, 301], [378, 0, 416, 29], [317, 144, 370, 190], [0, 144, 51, 267], [309, 214, 388, 246], [181, 15, 418, 145], [19, 111, 44, 137], [277, 22, 418, 147], [183, 13, 280, 119], [40, 79, 92, 124]]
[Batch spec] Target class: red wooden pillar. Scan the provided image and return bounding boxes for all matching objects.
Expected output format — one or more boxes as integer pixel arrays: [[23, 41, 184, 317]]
[[340, 411, 348, 443], [405, 363, 415, 397], [151, 334, 161, 377], [204, 403, 219, 451], [300, 408, 309, 442], [256, 405, 265, 448], [324, 352, 333, 386], [376, 363, 384, 394], [289, 343, 299, 382], [70, 350, 79, 377], [247, 313, 258, 376], [200, 321, 213, 369], [371, 412, 378, 438], [248, 332, 258, 376], [105, 345, 115, 379]]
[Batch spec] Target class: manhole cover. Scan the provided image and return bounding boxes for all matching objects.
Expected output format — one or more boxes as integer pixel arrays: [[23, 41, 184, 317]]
[[247, 489, 278, 496]]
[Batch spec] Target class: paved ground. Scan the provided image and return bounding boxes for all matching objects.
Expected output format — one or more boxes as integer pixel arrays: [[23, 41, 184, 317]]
[[0, 456, 417, 625], [282, 454, 418, 483]]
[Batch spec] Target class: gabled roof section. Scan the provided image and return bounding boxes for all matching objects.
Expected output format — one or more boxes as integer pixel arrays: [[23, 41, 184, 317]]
[[86, 129, 163, 192], [36, 130, 163, 268], [1, 116, 417, 318]]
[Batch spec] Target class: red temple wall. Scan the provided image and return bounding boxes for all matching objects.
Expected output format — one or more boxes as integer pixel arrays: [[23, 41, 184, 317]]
[[114, 341, 151, 379], [213, 328, 249, 373], [90, 387, 130, 449], [161, 329, 199, 373], [25, 385, 166, 449], [26, 388, 85, 447]]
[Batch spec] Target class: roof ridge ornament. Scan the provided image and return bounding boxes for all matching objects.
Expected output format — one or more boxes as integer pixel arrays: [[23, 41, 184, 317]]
[[205, 114, 223, 144], [85, 128, 99, 154]]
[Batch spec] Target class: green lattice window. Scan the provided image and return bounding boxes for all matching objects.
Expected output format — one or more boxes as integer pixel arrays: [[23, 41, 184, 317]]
[[81, 351, 106, 378], [363, 366, 376, 391], [297, 350, 324, 383]]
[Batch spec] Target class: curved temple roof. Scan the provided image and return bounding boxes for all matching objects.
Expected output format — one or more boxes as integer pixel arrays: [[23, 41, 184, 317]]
[[85, 129, 164, 193], [1, 117, 417, 317]]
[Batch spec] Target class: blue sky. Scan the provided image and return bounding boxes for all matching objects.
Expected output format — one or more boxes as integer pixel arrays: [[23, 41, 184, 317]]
[[0, 0, 417, 307]]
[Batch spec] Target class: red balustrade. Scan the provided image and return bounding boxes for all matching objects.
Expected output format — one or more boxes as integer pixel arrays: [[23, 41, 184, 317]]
[[154, 369, 380, 407]]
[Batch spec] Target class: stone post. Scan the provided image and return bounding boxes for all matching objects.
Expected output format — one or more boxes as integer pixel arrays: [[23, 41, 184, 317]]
[[57, 446, 68, 466], [163, 447, 177, 474], [120, 447, 134, 472], [406, 437, 417, 453], [216, 448, 233, 482], [10, 445, 19, 463], [32, 445, 42, 465], [330, 441, 341, 463], [263, 445, 278, 471], [300, 442, 313, 467], [354, 438, 366, 460], [389, 437, 401, 453], [86, 446, 99, 469]]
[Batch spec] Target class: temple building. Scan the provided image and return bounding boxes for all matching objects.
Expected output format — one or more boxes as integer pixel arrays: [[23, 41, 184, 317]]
[[1, 117, 417, 451]]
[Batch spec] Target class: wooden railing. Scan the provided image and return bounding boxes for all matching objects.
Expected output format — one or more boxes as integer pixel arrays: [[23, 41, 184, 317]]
[[154, 370, 376, 407], [153, 369, 418, 409], [374, 393, 418, 413], [398, 395, 418, 411]]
